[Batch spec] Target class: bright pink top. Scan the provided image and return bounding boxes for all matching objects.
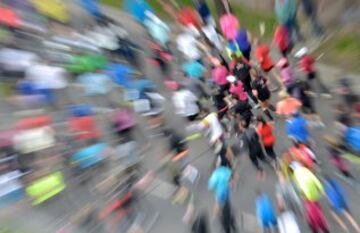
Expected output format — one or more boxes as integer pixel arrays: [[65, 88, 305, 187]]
[[212, 66, 229, 86], [220, 13, 239, 40], [230, 81, 248, 101]]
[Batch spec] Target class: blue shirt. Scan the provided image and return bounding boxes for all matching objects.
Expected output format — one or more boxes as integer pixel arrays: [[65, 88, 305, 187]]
[[286, 115, 309, 143], [208, 166, 232, 203], [256, 193, 277, 227], [324, 178, 347, 212], [72, 143, 106, 169], [182, 61, 205, 79]]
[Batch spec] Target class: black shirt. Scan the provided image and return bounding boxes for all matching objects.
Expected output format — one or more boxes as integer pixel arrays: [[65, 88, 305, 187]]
[[212, 93, 227, 110], [233, 62, 251, 90], [251, 77, 270, 101]]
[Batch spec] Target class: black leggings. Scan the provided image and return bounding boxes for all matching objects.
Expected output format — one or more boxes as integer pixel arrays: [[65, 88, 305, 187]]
[[249, 148, 266, 171], [264, 145, 277, 160]]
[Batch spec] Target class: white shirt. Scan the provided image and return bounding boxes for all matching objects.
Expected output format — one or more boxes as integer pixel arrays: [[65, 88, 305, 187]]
[[202, 24, 222, 51], [277, 211, 301, 233], [176, 32, 201, 60], [172, 89, 199, 117], [201, 112, 223, 143], [0, 48, 39, 72], [26, 64, 68, 89]]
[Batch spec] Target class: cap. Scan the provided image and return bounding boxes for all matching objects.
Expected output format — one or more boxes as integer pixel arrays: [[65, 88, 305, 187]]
[[226, 75, 237, 83], [294, 47, 308, 58]]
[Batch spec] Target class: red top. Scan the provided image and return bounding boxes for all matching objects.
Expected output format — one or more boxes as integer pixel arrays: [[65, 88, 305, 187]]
[[17, 116, 52, 129], [69, 116, 101, 140], [299, 55, 315, 74], [257, 123, 275, 146], [0, 7, 21, 28], [177, 7, 200, 28], [273, 25, 289, 52], [255, 44, 273, 71]]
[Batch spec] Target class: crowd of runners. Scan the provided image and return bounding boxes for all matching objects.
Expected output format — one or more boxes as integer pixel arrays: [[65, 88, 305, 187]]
[[0, 0, 360, 233]]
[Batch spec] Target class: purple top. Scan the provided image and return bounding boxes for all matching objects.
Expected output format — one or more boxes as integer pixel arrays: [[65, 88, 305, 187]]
[[280, 66, 296, 86]]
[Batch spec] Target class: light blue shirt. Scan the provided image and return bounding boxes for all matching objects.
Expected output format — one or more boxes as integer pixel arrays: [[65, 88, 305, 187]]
[[182, 61, 205, 79]]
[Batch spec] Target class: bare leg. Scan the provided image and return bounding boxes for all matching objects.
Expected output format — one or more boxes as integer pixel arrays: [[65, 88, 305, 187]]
[[343, 210, 360, 233], [329, 210, 349, 233]]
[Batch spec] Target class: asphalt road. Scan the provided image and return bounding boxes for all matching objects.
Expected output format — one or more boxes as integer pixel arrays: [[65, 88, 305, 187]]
[[1, 3, 360, 233]]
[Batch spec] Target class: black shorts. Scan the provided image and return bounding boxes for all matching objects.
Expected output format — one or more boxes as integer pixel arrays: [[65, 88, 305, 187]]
[[307, 72, 316, 80], [258, 92, 271, 102], [301, 99, 316, 114], [187, 113, 199, 121]]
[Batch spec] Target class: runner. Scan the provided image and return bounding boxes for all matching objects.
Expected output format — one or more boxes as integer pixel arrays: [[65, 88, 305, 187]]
[[172, 85, 200, 121], [323, 175, 360, 233], [254, 42, 283, 90], [276, 58, 298, 97], [256, 191, 278, 233], [250, 69, 276, 121], [231, 56, 259, 106], [239, 119, 266, 179], [273, 25, 291, 57], [235, 28, 252, 60], [257, 116, 278, 170], [295, 47, 331, 98], [286, 112, 311, 145]]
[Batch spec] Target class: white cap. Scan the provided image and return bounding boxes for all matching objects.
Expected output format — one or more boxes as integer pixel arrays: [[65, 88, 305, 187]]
[[294, 47, 308, 58], [226, 75, 237, 83]]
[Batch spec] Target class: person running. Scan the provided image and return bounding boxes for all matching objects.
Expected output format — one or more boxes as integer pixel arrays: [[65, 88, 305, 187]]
[[254, 43, 283, 90], [286, 112, 311, 145], [235, 28, 252, 60], [232, 95, 253, 128], [239, 119, 266, 179], [295, 47, 331, 98], [211, 58, 230, 94], [275, 58, 298, 97], [277, 204, 301, 233], [276, 90, 302, 118], [208, 165, 232, 217], [273, 25, 291, 58], [257, 116, 278, 170], [289, 162, 329, 233], [288, 140, 318, 170], [251, 69, 275, 121], [323, 175, 360, 233], [231, 56, 259, 106], [256, 191, 278, 233], [172, 85, 200, 121]]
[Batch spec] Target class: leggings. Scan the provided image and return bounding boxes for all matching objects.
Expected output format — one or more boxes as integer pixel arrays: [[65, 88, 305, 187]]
[[249, 148, 266, 171], [264, 145, 277, 160]]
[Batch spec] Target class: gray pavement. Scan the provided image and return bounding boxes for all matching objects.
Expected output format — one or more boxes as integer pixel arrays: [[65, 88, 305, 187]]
[[1, 3, 360, 233]]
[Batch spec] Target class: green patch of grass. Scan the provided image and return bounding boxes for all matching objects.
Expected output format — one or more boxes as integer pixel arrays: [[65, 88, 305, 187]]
[[315, 32, 360, 74]]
